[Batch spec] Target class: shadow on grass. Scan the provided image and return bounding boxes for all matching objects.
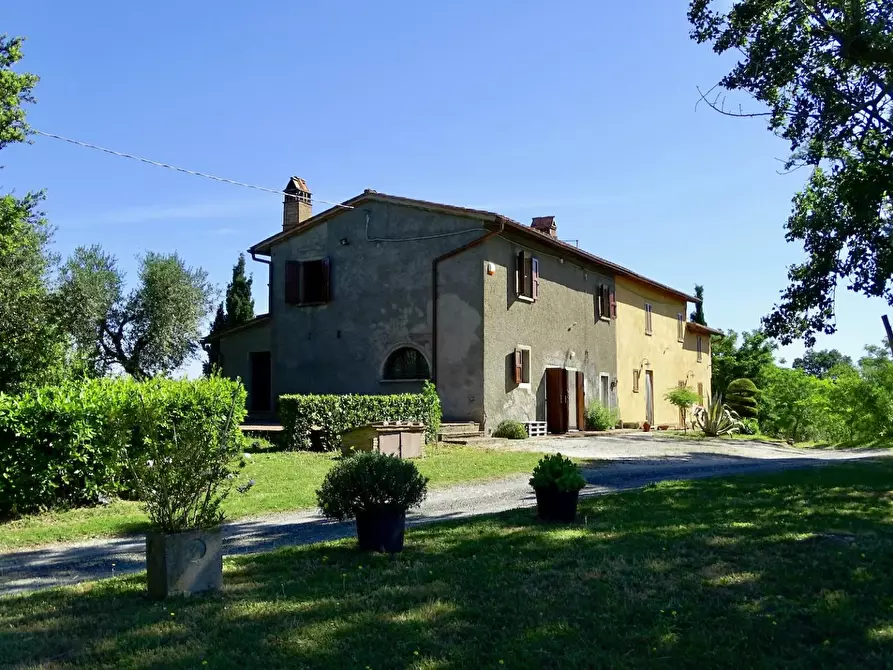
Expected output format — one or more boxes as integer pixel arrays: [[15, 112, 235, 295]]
[[3, 461, 893, 668], [809, 438, 893, 451]]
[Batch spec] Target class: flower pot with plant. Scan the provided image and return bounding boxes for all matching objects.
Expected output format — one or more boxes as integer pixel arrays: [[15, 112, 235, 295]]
[[529, 453, 586, 522], [316, 451, 428, 553], [126, 390, 252, 600]]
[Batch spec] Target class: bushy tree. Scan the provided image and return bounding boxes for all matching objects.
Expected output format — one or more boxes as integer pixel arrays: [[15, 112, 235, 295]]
[[59, 247, 215, 379], [711, 329, 777, 394], [689, 1, 893, 347], [664, 385, 701, 431], [792, 348, 854, 379], [0, 36, 68, 392], [759, 367, 831, 443], [725, 378, 759, 419], [203, 304, 227, 376]]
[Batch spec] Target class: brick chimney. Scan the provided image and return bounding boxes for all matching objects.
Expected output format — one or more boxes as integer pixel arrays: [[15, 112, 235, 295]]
[[283, 177, 312, 230], [531, 216, 557, 238]]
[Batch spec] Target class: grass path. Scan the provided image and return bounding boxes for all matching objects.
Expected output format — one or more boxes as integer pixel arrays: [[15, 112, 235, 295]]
[[0, 445, 547, 551], [3, 460, 892, 668]]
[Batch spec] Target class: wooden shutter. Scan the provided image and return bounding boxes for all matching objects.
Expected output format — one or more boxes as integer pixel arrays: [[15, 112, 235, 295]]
[[531, 258, 539, 301], [285, 261, 300, 304], [609, 290, 616, 319], [321, 257, 331, 303], [697, 382, 704, 405], [633, 369, 639, 393], [514, 349, 523, 384]]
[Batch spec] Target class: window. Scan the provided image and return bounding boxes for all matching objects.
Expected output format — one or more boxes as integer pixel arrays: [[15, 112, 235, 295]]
[[513, 347, 531, 386], [383, 347, 430, 380], [632, 369, 640, 393], [677, 313, 685, 342], [697, 382, 704, 405], [515, 251, 539, 301], [645, 303, 653, 335], [595, 285, 616, 320], [285, 258, 331, 305], [697, 336, 703, 362], [600, 374, 611, 406]]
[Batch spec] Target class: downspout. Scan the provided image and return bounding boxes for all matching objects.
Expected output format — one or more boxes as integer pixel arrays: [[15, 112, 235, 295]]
[[432, 217, 505, 394], [250, 250, 272, 314]]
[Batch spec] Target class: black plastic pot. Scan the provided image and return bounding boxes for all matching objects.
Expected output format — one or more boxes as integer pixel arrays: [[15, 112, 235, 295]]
[[355, 508, 406, 553], [534, 487, 580, 523]]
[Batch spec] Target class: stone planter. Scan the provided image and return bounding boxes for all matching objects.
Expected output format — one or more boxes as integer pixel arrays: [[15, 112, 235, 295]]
[[355, 508, 406, 553], [146, 527, 223, 599], [534, 487, 580, 523]]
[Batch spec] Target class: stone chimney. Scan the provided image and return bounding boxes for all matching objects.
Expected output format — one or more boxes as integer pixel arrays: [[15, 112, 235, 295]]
[[531, 216, 557, 238], [283, 177, 312, 230]]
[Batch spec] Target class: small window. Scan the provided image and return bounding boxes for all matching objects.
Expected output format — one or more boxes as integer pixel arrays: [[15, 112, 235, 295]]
[[697, 336, 703, 362], [600, 374, 611, 406], [596, 285, 610, 320], [383, 347, 430, 380], [513, 347, 531, 386], [697, 382, 704, 405], [515, 252, 539, 301], [677, 313, 685, 342], [645, 303, 653, 335], [632, 369, 640, 393], [285, 258, 331, 306]]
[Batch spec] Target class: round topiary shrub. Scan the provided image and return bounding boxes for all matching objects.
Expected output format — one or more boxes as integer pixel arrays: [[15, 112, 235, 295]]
[[725, 378, 759, 418], [493, 420, 528, 439]]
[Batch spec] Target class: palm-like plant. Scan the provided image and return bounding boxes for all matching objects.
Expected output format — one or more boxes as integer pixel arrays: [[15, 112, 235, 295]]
[[693, 394, 743, 437]]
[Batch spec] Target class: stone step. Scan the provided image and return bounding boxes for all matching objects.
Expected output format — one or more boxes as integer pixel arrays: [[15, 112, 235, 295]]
[[438, 422, 481, 437]]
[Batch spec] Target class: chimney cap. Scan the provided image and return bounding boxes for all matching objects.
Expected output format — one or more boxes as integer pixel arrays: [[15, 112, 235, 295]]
[[531, 216, 557, 237], [284, 176, 311, 194]]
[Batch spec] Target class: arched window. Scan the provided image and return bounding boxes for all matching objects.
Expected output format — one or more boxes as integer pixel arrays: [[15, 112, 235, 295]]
[[383, 347, 430, 380]]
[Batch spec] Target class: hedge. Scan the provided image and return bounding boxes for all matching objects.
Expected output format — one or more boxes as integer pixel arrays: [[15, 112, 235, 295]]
[[279, 381, 442, 451], [0, 376, 246, 516]]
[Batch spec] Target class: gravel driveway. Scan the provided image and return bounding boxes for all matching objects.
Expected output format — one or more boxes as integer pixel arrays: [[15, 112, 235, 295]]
[[1, 435, 887, 597]]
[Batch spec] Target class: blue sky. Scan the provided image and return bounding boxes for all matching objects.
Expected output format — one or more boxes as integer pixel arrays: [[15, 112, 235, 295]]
[[5, 1, 888, 374]]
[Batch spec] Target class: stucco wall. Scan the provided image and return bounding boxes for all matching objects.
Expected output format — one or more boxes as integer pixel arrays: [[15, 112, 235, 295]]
[[265, 200, 486, 422], [481, 235, 618, 432], [614, 276, 711, 427], [218, 321, 271, 408]]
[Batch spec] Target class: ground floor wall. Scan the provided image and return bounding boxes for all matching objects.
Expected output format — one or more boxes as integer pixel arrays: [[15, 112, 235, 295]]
[[218, 323, 271, 413]]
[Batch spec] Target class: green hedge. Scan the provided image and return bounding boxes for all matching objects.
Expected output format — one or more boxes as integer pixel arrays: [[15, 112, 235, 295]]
[[279, 381, 442, 451], [0, 376, 246, 515]]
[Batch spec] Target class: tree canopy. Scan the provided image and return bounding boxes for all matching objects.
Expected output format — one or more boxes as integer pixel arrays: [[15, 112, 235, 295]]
[[689, 284, 707, 325], [689, 0, 893, 346], [710, 329, 777, 393], [59, 248, 215, 379], [792, 348, 854, 378], [224, 253, 254, 327]]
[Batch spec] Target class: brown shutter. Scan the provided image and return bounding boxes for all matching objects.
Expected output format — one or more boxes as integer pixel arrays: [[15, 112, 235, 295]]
[[697, 382, 704, 405], [285, 261, 300, 304], [532, 258, 539, 301], [321, 257, 331, 303], [609, 290, 617, 319], [514, 349, 523, 384]]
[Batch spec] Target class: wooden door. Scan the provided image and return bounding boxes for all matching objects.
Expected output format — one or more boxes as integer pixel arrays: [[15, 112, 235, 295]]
[[567, 372, 577, 430], [546, 368, 569, 434], [249, 351, 272, 413], [644, 370, 654, 426], [576, 372, 585, 430]]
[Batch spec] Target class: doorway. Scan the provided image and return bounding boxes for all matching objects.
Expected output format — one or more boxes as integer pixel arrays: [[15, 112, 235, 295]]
[[249, 351, 272, 413], [575, 371, 586, 431], [545, 367, 569, 434], [644, 370, 654, 426]]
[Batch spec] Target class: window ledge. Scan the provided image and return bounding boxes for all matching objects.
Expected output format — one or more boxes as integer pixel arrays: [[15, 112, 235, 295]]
[[516, 382, 532, 390], [380, 378, 429, 384], [645, 331, 653, 336], [516, 295, 535, 303], [599, 316, 611, 322]]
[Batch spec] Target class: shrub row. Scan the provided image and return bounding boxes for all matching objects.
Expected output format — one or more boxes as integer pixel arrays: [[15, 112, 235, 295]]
[[0, 376, 246, 515], [279, 381, 442, 451]]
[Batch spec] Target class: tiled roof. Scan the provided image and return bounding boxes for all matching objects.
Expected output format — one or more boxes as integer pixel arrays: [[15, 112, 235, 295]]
[[248, 192, 701, 304]]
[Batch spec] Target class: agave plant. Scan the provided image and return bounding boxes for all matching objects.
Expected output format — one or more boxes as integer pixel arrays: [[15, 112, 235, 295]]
[[693, 394, 743, 437]]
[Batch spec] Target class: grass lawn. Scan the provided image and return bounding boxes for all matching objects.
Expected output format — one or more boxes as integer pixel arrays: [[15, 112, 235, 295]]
[[4, 460, 893, 669], [0, 445, 547, 551]]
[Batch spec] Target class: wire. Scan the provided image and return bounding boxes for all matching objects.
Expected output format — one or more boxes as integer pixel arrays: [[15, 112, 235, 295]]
[[31, 129, 353, 209]]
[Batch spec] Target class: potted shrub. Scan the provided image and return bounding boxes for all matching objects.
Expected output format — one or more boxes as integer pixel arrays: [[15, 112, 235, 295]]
[[529, 453, 586, 522], [126, 392, 251, 600], [316, 451, 428, 553]]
